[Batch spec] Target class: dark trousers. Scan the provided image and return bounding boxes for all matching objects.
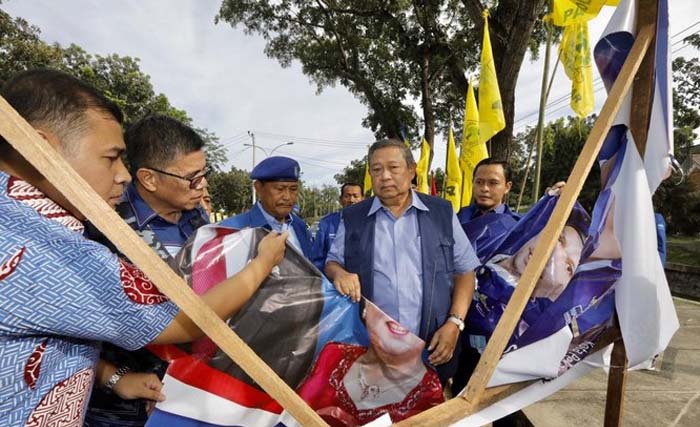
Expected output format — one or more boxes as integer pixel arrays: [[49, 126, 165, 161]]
[[450, 338, 531, 427]]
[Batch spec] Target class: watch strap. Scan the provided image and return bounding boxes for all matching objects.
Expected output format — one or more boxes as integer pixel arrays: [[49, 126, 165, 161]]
[[104, 365, 130, 390], [447, 314, 465, 331]]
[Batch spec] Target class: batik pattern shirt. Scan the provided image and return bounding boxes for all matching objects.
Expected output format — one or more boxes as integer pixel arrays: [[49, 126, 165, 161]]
[[0, 173, 178, 427]]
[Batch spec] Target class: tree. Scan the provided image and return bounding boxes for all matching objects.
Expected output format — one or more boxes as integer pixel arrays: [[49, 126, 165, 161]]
[[208, 167, 253, 215], [0, 10, 228, 170], [334, 156, 367, 189], [653, 35, 700, 235], [298, 184, 340, 220], [509, 116, 600, 211], [217, 0, 547, 161]]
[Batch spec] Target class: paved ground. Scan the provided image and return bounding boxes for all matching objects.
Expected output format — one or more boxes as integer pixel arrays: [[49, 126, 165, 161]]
[[523, 297, 700, 426]]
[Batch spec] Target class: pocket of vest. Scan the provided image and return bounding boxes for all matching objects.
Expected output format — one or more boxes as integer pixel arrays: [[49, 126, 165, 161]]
[[438, 236, 455, 273]]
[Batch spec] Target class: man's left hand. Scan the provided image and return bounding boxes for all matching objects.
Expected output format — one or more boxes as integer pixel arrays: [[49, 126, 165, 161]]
[[427, 322, 460, 365]]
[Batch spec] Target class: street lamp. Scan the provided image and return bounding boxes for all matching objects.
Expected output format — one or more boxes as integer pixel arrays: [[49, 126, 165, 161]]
[[243, 141, 294, 157], [243, 141, 295, 206]]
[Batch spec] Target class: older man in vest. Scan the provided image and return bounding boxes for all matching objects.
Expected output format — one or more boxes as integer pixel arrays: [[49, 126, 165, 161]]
[[325, 139, 479, 382]]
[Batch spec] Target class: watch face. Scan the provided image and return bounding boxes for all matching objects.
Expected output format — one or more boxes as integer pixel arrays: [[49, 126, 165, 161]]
[[448, 316, 464, 331]]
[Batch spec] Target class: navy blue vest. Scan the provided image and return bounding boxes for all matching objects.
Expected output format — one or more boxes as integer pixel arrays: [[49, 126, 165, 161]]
[[342, 193, 455, 343]]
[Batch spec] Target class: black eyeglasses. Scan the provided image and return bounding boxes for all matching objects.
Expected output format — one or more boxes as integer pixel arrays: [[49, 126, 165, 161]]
[[148, 166, 211, 189]]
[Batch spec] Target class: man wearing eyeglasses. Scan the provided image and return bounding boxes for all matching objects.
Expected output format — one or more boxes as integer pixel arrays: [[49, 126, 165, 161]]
[[113, 114, 211, 259], [86, 114, 211, 426]]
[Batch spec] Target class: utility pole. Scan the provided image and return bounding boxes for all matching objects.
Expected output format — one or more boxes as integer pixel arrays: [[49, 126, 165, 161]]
[[248, 131, 256, 206]]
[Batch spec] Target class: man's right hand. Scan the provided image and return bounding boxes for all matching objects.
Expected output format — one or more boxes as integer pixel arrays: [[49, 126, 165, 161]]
[[333, 271, 362, 303], [256, 231, 288, 268]]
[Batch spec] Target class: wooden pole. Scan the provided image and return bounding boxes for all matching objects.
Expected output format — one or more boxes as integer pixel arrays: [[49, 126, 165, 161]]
[[0, 98, 329, 427], [516, 52, 561, 212], [604, 322, 629, 427], [532, 11, 554, 203], [392, 25, 654, 427], [603, 0, 659, 425]]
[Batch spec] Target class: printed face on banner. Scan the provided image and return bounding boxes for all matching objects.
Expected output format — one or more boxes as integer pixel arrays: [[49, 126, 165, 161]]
[[151, 227, 442, 427], [497, 225, 585, 301]]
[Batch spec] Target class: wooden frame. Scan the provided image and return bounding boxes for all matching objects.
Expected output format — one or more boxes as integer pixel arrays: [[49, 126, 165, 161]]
[[0, 1, 661, 426]]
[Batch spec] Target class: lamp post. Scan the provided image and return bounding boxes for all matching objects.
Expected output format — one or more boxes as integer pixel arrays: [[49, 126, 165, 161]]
[[243, 141, 295, 206]]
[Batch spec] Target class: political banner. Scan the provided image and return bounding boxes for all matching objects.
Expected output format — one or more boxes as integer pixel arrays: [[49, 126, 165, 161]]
[[147, 227, 444, 427]]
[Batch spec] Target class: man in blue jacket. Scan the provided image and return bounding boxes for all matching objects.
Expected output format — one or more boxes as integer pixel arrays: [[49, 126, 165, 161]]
[[457, 158, 521, 257], [220, 156, 312, 258], [310, 182, 364, 270], [325, 139, 479, 383]]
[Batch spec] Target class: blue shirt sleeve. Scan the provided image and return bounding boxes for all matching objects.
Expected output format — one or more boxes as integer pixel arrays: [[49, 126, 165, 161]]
[[2, 237, 178, 351], [325, 218, 346, 267], [451, 213, 480, 275]]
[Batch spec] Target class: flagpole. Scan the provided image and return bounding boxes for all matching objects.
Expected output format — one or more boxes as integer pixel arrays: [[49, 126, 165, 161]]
[[532, 4, 554, 203], [516, 49, 561, 212]]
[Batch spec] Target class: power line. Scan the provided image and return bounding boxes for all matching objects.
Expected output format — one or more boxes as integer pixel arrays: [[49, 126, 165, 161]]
[[513, 27, 700, 133]]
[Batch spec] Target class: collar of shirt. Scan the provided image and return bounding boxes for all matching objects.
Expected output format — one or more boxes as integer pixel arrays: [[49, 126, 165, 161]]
[[367, 189, 429, 218], [466, 202, 507, 220], [257, 201, 293, 231], [3, 173, 84, 233], [125, 183, 203, 230]]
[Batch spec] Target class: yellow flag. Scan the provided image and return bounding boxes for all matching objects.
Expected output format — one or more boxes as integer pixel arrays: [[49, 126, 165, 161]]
[[415, 138, 431, 194], [551, 0, 619, 26], [445, 128, 462, 212], [363, 158, 373, 197], [478, 11, 506, 145], [460, 80, 488, 207], [559, 22, 594, 117]]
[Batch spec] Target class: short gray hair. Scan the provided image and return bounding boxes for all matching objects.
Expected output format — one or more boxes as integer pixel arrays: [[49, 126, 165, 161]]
[[368, 138, 415, 167]]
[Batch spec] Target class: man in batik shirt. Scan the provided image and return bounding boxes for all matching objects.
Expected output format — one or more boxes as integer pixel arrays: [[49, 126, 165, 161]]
[[0, 69, 287, 427]]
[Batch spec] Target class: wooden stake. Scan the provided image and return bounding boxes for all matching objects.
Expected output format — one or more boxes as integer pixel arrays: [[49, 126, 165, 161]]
[[604, 1, 659, 425], [392, 26, 654, 427], [604, 323, 629, 427], [0, 97, 328, 427]]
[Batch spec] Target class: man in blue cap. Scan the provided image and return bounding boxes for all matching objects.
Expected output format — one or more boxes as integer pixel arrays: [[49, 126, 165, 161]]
[[220, 156, 312, 257]]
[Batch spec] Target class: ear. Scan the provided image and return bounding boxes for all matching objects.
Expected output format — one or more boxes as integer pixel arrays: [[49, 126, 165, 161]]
[[36, 129, 62, 152], [254, 180, 264, 193], [504, 180, 513, 194], [136, 168, 158, 192], [409, 162, 417, 180]]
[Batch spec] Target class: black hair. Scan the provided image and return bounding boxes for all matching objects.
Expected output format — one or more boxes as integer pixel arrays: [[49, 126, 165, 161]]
[[125, 114, 204, 174], [368, 138, 415, 167], [340, 182, 363, 196], [473, 157, 512, 182], [0, 68, 123, 151]]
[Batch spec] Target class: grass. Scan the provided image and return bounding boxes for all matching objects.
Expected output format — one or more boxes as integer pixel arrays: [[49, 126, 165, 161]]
[[666, 236, 700, 267]]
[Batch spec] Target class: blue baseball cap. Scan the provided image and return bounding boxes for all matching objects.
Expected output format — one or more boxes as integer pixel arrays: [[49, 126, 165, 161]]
[[250, 156, 301, 182]]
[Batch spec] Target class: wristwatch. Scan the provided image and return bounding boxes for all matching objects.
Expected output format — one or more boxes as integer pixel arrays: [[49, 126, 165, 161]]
[[447, 314, 465, 331], [104, 366, 130, 391]]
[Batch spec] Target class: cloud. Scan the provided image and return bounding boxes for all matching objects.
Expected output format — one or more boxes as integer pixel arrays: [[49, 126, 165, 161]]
[[2, 0, 697, 184]]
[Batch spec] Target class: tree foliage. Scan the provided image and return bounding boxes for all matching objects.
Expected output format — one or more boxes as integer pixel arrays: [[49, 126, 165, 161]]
[[217, 0, 547, 162], [298, 184, 340, 220], [510, 116, 600, 211], [208, 167, 253, 215], [334, 156, 367, 189], [0, 9, 227, 169], [653, 36, 700, 235]]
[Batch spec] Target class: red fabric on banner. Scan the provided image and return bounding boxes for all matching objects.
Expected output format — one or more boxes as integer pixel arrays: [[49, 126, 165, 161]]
[[167, 355, 284, 414]]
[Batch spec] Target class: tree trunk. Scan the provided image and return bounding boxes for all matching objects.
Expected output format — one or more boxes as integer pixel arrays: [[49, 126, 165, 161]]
[[420, 49, 437, 167], [479, 0, 546, 161]]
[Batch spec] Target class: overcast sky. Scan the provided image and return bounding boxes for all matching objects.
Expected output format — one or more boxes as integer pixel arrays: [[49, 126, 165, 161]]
[[2, 0, 698, 186]]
